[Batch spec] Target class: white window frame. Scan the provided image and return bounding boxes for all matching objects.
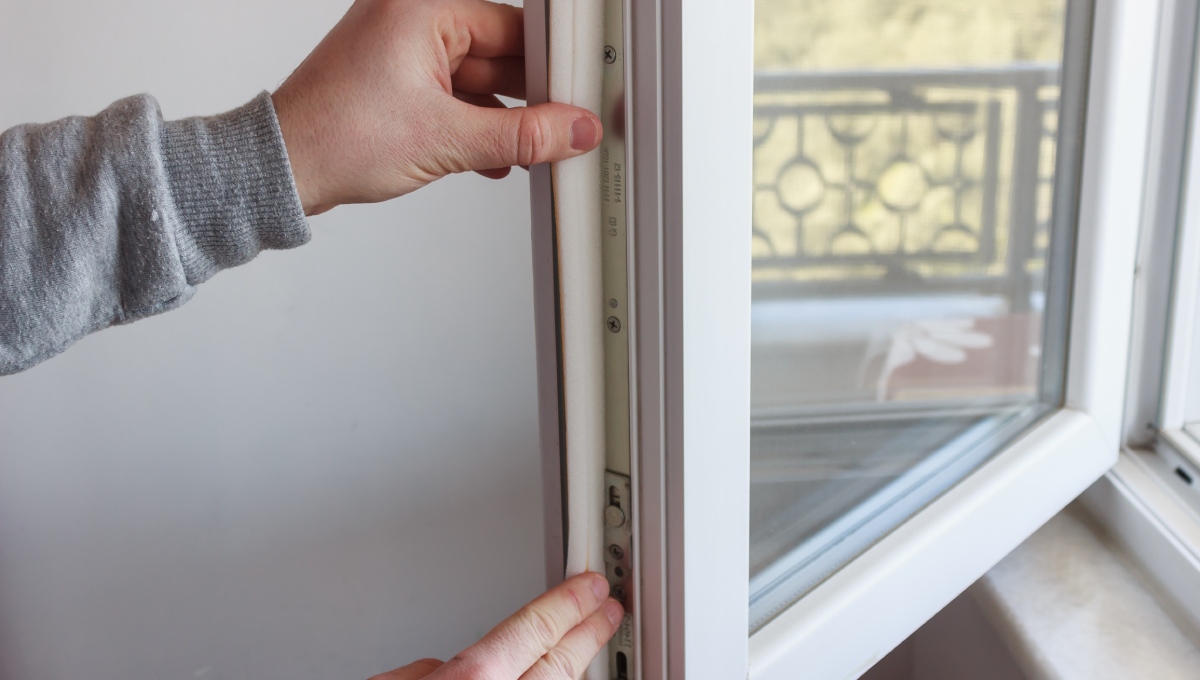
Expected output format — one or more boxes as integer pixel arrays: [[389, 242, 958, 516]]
[[1098, 0, 1200, 643], [1121, 0, 1200, 450], [528, 0, 1156, 677], [1154, 0, 1200, 448]]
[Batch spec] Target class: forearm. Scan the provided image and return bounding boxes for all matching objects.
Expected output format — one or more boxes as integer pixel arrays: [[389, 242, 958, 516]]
[[0, 92, 309, 375]]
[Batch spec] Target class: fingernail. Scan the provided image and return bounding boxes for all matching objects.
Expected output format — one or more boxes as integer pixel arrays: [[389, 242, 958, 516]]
[[570, 115, 599, 151], [591, 573, 610, 600], [604, 599, 624, 626]]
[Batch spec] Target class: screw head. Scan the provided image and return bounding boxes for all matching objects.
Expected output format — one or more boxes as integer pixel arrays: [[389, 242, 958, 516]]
[[608, 544, 625, 561], [607, 316, 622, 333], [612, 585, 627, 602], [605, 504, 627, 527]]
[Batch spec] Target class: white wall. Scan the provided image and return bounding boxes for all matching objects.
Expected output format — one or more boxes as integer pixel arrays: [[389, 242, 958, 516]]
[[0, 2, 547, 679]]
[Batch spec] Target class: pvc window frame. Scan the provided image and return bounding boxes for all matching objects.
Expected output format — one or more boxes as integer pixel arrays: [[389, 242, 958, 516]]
[[1104, 0, 1200, 641], [1153, 0, 1200, 452], [1122, 0, 1200, 449], [527, 0, 1155, 677]]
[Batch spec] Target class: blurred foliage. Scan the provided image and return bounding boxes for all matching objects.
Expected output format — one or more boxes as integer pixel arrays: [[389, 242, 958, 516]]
[[756, 0, 1067, 71]]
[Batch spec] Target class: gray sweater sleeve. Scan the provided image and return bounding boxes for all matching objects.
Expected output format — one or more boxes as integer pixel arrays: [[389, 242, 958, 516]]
[[0, 92, 310, 375]]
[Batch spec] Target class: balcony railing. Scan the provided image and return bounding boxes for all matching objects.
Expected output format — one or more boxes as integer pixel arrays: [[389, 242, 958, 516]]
[[753, 65, 1061, 309]]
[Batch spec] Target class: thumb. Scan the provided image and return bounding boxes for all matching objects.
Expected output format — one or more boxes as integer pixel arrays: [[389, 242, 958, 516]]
[[443, 100, 603, 172]]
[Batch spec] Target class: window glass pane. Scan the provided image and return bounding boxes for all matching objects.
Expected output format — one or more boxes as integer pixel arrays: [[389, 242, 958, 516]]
[[749, 0, 1089, 629]]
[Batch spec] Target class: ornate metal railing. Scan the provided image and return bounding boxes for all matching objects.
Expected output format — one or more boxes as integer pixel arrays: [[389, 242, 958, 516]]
[[753, 65, 1061, 307]]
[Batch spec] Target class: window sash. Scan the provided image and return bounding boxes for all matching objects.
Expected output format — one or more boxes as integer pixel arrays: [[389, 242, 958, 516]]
[[748, 0, 1154, 673]]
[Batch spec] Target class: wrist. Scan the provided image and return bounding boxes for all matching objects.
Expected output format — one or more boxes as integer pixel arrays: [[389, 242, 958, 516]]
[[271, 89, 328, 216]]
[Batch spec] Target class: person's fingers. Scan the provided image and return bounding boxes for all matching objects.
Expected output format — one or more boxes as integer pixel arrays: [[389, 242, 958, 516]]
[[520, 599, 623, 680], [453, 56, 526, 99], [439, 573, 610, 679], [441, 0, 524, 64], [450, 92, 515, 179], [439, 99, 602, 173], [368, 658, 443, 680]]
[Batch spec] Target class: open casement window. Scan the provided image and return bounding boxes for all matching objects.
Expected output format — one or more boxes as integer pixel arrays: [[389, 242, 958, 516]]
[[525, 0, 1153, 677]]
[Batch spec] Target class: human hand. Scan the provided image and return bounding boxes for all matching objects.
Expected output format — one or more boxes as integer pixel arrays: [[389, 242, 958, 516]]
[[369, 572, 623, 680], [272, 0, 603, 215]]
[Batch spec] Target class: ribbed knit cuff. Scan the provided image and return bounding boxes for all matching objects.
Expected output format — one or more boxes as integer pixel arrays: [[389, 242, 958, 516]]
[[161, 92, 309, 284]]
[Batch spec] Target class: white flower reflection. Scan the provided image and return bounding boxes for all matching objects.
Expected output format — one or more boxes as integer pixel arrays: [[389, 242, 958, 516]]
[[877, 318, 994, 401]]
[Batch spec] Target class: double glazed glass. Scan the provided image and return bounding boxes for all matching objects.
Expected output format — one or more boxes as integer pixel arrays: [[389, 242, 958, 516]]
[[749, 0, 1092, 628]]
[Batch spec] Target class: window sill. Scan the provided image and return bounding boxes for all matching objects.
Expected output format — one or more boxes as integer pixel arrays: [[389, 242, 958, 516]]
[[970, 495, 1200, 678]]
